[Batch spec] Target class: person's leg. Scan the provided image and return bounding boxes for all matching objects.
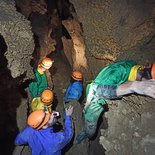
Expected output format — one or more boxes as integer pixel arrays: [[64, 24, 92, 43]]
[[84, 116, 98, 138], [75, 115, 99, 144], [75, 102, 104, 144]]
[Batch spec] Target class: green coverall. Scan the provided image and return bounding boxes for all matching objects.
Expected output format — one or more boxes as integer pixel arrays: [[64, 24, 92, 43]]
[[29, 68, 47, 98]]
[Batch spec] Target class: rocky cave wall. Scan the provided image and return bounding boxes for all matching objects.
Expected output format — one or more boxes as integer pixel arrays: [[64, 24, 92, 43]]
[[0, 0, 34, 154], [71, 0, 155, 76], [0, 0, 34, 79], [15, 0, 90, 78]]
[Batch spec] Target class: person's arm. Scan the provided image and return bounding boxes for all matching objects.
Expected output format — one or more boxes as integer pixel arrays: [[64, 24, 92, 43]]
[[28, 69, 40, 97], [116, 79, 155, 99], [56, 106, 73, 149], [15, 126, 34, 145]]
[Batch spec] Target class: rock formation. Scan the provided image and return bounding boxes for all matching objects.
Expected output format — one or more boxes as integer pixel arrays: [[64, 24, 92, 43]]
[[0, 0, 34, 79]]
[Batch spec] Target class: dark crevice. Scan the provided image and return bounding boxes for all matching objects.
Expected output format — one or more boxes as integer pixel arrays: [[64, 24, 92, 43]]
[[62, 24, 71, 39], [0, 34, 22, 155]]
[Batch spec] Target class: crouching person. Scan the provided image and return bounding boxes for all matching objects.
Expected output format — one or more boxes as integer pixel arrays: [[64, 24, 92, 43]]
[[15, 106, 74, 155], [31, 89, 54, 113], [63, 71, 83, 143]]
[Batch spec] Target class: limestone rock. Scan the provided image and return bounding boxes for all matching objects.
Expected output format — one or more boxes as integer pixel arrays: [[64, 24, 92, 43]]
[[0, 0, 34, 79]]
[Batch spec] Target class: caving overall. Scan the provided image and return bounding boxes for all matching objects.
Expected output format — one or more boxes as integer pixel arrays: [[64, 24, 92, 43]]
[[15, 115, 73, 155], [75, 60, 138, 144], [29, 67, 47, 98]]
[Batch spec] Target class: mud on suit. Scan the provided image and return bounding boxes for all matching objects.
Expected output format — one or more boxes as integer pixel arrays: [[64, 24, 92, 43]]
[[76, 60, 140, 143], [15, 115, 73, 155]]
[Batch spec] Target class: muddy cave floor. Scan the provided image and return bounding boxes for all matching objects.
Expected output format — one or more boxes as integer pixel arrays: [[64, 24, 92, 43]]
[[51, 51, 72, 120]]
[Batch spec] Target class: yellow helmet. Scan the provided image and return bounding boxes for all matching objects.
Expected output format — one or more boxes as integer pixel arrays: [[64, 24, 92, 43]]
[[27, 109, 50, 130], [41, 89, 54, 106], [40, 57, 54, 69], [72, 71, 83, 81]]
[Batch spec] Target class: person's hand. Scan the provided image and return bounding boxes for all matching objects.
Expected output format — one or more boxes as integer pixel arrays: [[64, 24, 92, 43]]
[[65, 105, 73, 116]]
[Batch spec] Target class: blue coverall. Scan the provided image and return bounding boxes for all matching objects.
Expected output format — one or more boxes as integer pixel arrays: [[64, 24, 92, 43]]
[[63, 81, 83, 118], [15, 116, 73, 155], [64, 81, 83, 102]]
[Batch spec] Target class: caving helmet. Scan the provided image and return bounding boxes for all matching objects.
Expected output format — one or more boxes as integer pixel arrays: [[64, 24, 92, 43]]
[[71, 71, 83, 81], [41, 89, 54, 106], [27, 109, 50, 130], [40, 57, 54, 69]]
